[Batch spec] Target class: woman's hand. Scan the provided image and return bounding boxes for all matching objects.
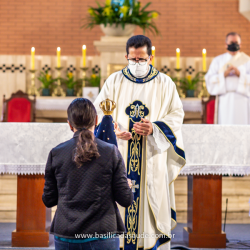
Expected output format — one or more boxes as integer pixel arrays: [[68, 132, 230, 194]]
[[127, 178, 132, 189], [114, 122, 132, 140]]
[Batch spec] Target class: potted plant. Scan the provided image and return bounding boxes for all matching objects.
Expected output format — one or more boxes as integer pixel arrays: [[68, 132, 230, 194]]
[[179, 72, 203, 97], [37, 70, 57, 96], [61, 72, 79, 96], [86, 70, 101, 88], [82, 0, 160, 36]]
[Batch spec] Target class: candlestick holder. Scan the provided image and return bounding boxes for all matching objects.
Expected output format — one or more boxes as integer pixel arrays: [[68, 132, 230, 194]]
[[198, 71, 210, 98], [174, 68, 185, 98], [52, 67, 66, 97], [77, 67, 89, 97], [28, 70, 40, 96]]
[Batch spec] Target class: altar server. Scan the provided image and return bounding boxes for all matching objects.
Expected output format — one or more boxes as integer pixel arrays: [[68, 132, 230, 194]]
[[94, 35, 186, 250], [205, 32, 250, 124]]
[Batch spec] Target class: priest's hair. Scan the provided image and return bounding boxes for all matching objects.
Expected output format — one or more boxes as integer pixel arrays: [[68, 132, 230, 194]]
[[225, 32, 241, 42], [126, 35, 152, 56], [67, 98, 100, 167]]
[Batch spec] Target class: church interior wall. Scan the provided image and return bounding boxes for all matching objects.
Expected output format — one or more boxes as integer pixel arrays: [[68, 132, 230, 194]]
[[0, 0, 250, 57]]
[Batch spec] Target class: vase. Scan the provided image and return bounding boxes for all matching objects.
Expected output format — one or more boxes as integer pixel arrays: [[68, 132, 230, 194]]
[[66, 88, 75, 96], [186, 90, 195, 97], [100, 24, 136, 36], [42, 88, 50, 96]]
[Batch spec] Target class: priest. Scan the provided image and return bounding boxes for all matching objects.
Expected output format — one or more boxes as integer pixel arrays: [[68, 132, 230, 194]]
[[205, 32, 250, 124], [94, 35, 186, 250]]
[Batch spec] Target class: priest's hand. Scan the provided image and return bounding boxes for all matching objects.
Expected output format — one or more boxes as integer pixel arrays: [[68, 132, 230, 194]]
[[224, 66, 240, 77], [114, 122, 132, 140], [133, 118, 153, 136], [231, 66, 240, 77], [127, 178, 132, 189]]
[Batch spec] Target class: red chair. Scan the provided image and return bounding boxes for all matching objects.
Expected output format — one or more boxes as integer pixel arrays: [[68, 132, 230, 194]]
[[2, 90, 36, 122], [202, 96, 216, 124]]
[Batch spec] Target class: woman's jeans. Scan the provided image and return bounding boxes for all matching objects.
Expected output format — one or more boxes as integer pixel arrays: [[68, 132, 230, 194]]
[[54, 236, 120, 250]]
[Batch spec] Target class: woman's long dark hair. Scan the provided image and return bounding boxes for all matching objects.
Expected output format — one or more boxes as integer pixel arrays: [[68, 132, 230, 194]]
[[67, 98, 100, 167]]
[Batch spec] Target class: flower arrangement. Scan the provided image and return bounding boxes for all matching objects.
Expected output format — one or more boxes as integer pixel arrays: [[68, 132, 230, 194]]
[[179, 72, 203, 97], [61, 72, 81, 96], [85, 69, 101, 88], [37, 70, 57, 96], [82, 0, 160, 35], [62, 72, 79, 89]]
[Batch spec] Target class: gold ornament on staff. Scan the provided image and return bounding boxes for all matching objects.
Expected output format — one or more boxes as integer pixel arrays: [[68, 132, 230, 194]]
[[77, 67, 88, 97], [99, 98, 116, 115], [28, 69, 40, 96], [52, 67, 66, 97]]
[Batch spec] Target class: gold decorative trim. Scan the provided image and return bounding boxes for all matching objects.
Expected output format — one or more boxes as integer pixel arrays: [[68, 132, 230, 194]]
[[122, 65, 159, 83]]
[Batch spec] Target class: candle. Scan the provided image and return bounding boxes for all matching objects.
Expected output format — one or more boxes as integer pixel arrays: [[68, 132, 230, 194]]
[[31, 47, 35, 70], [176, 48, 180, 69], [202, 48, 206, 72], [151, 46, 155, 67], [82, 45, 86, 67], [57, 47, 61, 68]]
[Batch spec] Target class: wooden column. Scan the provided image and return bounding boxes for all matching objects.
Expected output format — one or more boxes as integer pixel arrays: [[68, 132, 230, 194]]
[[12, 174, 51, 247], [183, 174, 226, 248]]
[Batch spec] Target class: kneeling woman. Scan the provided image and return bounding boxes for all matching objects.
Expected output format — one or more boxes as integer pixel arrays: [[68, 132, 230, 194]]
[[42, 98, 133, 250]]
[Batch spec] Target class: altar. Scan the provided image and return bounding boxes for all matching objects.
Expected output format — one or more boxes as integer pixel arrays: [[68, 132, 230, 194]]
[[0, 123, 249, 247], [34, 97, 203, 123]]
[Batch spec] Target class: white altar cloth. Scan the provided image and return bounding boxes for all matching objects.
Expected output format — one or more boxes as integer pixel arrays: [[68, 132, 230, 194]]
[[35, 97, 202, 113], [181, 98, 202, 113], [0, 123, 249, 175], [35, 97, 75, 110]]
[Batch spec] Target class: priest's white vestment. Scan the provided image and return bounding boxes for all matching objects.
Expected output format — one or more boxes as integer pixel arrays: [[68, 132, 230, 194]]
[[94, 65, 186, 250], [205, 52, 250, 124]]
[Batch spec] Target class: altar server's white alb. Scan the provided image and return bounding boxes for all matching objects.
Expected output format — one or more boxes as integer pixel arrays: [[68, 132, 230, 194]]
[[205, 51, 250, 124], [94, 63, 185, 250]]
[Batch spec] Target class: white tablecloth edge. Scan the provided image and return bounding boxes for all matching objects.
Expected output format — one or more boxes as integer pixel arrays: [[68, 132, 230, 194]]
[[1, 164, 250, 176]]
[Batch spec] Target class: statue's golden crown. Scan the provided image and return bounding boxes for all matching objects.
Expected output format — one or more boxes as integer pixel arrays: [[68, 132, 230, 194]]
[[99, 99, 116, 115]]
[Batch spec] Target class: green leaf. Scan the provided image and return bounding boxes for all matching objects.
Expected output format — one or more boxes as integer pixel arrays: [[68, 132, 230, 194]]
[[141, 2, 151, 12], [81, 0, 160, 36]]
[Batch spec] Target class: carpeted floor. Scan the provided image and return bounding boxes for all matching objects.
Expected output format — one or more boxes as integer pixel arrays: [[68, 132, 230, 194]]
[[0, 223, 249, 250]]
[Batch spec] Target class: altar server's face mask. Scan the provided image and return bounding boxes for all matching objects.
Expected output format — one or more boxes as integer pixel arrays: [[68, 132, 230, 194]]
[[128, 58, 150, 78], [227, 42, 240, 52]]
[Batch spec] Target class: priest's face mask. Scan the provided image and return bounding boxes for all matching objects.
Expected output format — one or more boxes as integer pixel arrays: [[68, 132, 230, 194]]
[[125, 46, 153, 78], [226, 35, 241, 54]]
